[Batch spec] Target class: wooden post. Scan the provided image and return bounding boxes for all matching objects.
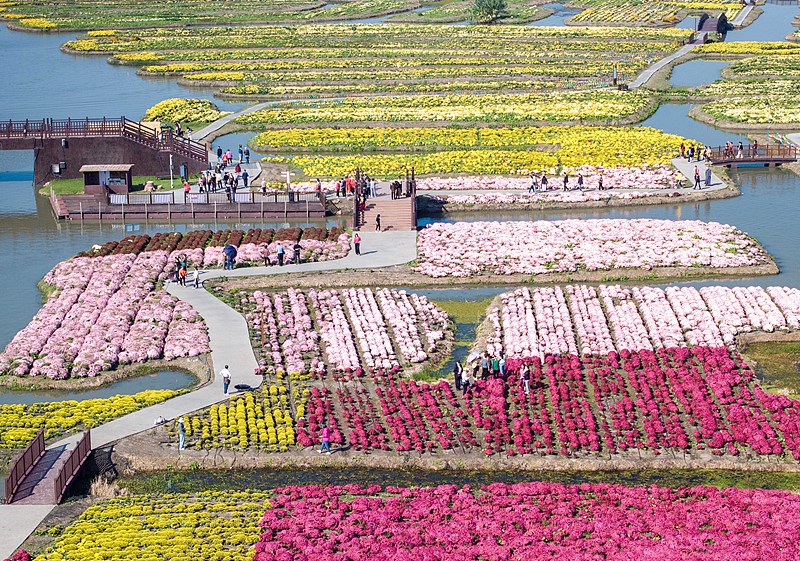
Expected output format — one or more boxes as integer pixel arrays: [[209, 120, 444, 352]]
[[284, 200, 288, 220], [191, 201, 194, 220], [214, 201, 217, 220], [306, 199, 309, 219], [79, 201, 83, 221], [98, 202, 102, 222], [261, 200, 264, 220], [238, 202, 241, 219], [121, 202, 125, 222]]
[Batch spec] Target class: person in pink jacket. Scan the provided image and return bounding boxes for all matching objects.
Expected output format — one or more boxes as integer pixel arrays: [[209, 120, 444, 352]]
[[319, 425, 332, 454]]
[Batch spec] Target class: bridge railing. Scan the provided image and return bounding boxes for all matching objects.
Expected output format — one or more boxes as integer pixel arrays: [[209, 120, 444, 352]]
[[109, 190, 323, 205], [4, 428, 45, 504], [53, 430, 91, 504], [707, 144, 798, 163], [1, 117, 207, 162]]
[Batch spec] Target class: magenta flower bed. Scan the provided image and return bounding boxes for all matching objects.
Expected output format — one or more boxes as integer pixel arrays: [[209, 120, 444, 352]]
[[255, 483, 800, 561]]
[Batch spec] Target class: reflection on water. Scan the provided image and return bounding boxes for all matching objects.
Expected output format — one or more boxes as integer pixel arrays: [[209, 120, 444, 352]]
[[528, 3, 580, 26], [727, 3, 799, 42], [0, 370, 196, 405]]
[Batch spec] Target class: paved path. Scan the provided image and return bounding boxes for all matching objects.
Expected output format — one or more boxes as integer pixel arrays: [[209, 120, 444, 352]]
[[730, 3, 755, 27], [630, 43, 696, 89], [0, 504, 55, 559], [670, 156, 728, 191]]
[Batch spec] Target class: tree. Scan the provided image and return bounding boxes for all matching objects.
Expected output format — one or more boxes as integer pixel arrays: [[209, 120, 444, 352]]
[[470, 0, 507, 24]]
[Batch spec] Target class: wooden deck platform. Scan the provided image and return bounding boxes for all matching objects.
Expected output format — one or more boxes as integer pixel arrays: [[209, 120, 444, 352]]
[[707, 143, 798, 168]]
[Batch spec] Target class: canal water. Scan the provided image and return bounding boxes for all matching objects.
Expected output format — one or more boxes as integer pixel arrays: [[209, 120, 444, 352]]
[[0, 369, 196, 405]]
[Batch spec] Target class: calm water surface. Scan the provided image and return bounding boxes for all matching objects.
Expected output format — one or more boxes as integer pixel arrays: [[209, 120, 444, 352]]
[[0, 369, 195, 405], [669, 60, 729, 88]]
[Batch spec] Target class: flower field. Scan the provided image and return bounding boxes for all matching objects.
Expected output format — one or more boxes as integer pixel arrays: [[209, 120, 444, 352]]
[[254, 483, 800, 560], [0, 390, 177, 448], [485, 284, 800, 356], [415, 220, 769, 278], [251, 126, 692, 177], [143, 98, 229, 125], [36, 491, 270, 561], [64, 25, 687, 100], [569, 0, 743, 26]]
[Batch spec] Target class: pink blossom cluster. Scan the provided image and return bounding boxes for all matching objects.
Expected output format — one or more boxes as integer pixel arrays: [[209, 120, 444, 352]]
[[295, 387, 344, 447], [0, 251, 210, 379], [469, 347, 800, 459], [487, 285, 799, 359], [255, 482, 800, 561], [234, 288, 451, 377], [172, 236, 350, 269], [417, 166, 677, 191], [431, 189, 655, 207], [416, 219, 769, 277]]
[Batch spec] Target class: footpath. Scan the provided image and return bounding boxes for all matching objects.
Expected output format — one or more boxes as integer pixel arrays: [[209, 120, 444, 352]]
[[0, 229, 416, 560]]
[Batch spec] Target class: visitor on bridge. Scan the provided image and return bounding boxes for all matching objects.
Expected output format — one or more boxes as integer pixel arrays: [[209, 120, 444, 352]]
[[220, 365, 232, 395]]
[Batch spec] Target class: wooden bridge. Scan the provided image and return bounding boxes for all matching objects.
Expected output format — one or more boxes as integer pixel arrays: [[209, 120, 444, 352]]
[[0, 117, 208, 185], [707, 144, 798, 168], [4, 430, 91, 505]]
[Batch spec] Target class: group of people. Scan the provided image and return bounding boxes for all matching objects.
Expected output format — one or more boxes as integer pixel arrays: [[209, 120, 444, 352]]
[[453, 352, 510, 395], [168, 254, 200, 288], [198, 165, 249, 199], [528, 171, 605, 193], [216, 145, 250, 166], [334, 174, 380, 198]]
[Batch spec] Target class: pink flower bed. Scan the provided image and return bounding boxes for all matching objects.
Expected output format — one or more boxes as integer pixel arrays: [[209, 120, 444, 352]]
[[235, 288, 451, 378], [255, 483, 800, 561], [487, 285, 800, 358], [417, 166, 678, 191], [0, 251, 210, 380], [430, 190, 659, 207], [416, 220, 769, 277]]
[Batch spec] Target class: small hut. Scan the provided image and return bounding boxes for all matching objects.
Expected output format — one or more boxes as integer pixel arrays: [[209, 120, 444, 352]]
[[80, 164, 134, 194]]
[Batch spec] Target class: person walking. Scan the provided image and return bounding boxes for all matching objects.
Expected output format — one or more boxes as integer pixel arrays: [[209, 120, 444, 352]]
[[369, 178, 378, 197], [529, 174, 538, 194], [178, 266, 187, 286], [293, 241, 302, 265], [540, 173, 548, 191], [238, 145, 244, 164], [598, 172, 604, 191], [704, 167, 712, 187], [520, 363, 530, 396], [562, 172, 569, 191], [177, 417, 186, 450], [577, 173, 584, 192], [319, 425, 332, 454], [220, 364, 232, 394], [217, 146, 223, 163], [354, 233, 361, 256], [191, 267, 200, 289], [461, 368, 471, 396], [480, 353, 490, 380], [693, 166, 701, 190], [375, 214, 381, 232], [244, 146, 250, 164], [260, 176, 267, 196], [453, 360, 463, 391], [276, 242, 285, 266], [241, 169, 249, 188]]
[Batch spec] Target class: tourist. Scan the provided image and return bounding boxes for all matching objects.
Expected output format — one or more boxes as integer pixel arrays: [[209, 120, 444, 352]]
[[353, 233, 361, 256], [480, 353, 490, 379], [217, 146, 223, 163], [241, 169, 249, 188], [680, 142, 686, 159], [220, 364, 232, 395], [319, 425, 332, 454], [369, 178, 378, 198], [499, 355, 506, 378], [491, 355, 501, 377], [520, 363, 530, 395], [705, 167, 712, 187], [562, 172, 569, 191], [293, 241, 302, 264], [753, 139, 759, 156], [260, 176, 267, 195], [461, 368, 471, 396], [175, 121, 182, 137], [178, 266, 187, 286], [191, 267, 200, 289], [154, 415, 166, 426], [577, 173, 584, 192], [529, 174, 538, 194], [676, 172, 684, 189], [238, 145, 244, 163], [453, 361, 463, 391], [598, 172, 604, 191], [540, 173, 548, 191], [737, 142, 744, 159], [693, 166, 701, 190], [276, 242, 285, 266], [315, 178, 322, 194], [183, 180, 191, 195], [375, 214, 381, 232], [177, 417, 186, 450], [687, 145, 694, 162], [244, 146, 250, 164]]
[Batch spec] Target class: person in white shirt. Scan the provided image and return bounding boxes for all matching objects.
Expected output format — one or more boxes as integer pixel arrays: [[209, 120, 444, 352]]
[[220, 365, 232, 394]]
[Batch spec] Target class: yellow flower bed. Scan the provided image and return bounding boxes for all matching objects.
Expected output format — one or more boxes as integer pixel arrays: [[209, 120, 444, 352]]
[[701, 95, 800, 124], [0, 390, 178, 448], [252, 126, 692, 177], [87, 29, 118, 37], [18, 17, 56, 28], [143, 98, 230, 124], [179, 386, 296, 452], [694, 41, 800, 55], [36, 491, 270, 561]]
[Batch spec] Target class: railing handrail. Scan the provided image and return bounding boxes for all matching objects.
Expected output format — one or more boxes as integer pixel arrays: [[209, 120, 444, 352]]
[[4, 428, 45, 504], [706, 143, 797, 163], [1, 116, 207, 162], [53, 430, 91, 504]]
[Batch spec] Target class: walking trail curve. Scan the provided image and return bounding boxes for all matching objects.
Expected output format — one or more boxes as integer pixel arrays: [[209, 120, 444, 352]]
[[0, 230, 416, 560]]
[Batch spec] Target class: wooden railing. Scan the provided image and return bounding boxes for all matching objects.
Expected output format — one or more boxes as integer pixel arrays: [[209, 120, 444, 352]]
[[707, 143, 798, 164], [1, 117, 207, 162], [53, 430, 91, 504], [109, 190, 323, 205], [4, 429, 45, 504]]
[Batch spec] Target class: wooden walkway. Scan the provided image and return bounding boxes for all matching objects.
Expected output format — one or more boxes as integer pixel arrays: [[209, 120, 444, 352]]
[[706, 144, 798, 167]]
